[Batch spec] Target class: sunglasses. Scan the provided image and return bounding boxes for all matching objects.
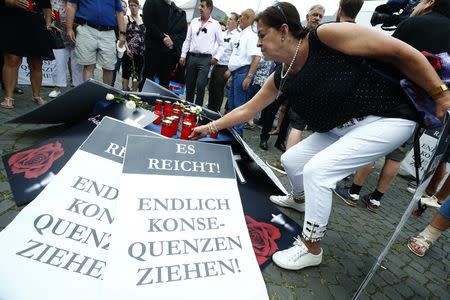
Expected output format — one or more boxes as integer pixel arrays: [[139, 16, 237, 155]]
[[274, 4, 288, 24]]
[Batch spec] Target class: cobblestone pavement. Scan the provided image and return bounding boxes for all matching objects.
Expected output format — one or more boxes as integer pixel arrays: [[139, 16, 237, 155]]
[[0, 84, 449, 299]]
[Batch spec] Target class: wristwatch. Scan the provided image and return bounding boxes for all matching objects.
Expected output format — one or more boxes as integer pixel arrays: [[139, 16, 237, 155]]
[[119, 31, 126, 35], [429, 84, 448, 98]]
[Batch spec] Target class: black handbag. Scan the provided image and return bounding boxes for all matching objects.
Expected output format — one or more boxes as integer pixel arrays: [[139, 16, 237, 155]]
[[48, 27, 65, 49]]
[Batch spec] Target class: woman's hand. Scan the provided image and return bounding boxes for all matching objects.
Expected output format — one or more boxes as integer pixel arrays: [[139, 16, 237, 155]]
[[434, 90, 450, 121], [189, 125, 209, 140], [47, 22, 62, 32], [6, 0, 28, 10]]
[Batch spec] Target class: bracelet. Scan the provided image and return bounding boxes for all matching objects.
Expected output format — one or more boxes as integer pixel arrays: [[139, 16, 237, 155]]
[[207, 121, 218, 134], [210, 121, 218, 133], [429, 84, 448, 98], [246, 73, 253, 78], [119, 31, 126, 35]]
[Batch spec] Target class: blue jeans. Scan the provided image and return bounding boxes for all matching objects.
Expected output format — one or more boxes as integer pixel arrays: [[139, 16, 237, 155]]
[[227, 66, 250, 135], [439, 197, 450, 220]]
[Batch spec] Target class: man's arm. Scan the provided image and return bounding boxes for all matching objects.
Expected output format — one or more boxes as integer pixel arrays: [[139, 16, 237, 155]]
[[116, 10, 125, 47], [66, 2, 78, 43], [242, 55, 261, 90], [211, 22, 224, 64]]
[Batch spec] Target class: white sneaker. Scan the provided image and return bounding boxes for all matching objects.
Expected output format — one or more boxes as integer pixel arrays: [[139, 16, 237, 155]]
[[420, 195, 441, 208], [272, 237, 322, 270], [48, 90, 61, 98], [270, 193, 305, 212]]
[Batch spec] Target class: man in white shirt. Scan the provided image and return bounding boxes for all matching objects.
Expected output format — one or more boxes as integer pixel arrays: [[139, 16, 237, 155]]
[[226, 8, 261, 136], [179, 0, 224, 106], [207, 12, 239, 113]]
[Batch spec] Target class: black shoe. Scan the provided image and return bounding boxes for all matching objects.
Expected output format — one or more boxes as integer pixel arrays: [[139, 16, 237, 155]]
[[259, 139, 268, 150], [14, 87, 24, 94], [274, 142, 286, 152]]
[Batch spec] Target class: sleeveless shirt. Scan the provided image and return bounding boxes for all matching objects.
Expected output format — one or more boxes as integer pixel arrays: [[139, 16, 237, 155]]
[[274, 29, 417, 133]]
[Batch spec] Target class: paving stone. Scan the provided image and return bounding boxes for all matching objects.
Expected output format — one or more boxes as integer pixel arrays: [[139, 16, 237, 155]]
[[383, 285, 403, 300], [294, 287, 317, 300], [262, 263, 283, 284], [266, 283, 294, 300], [0, 200, 15, 214], [0, 210, 18, 229], [394, 282, 414, 299], [328, 284, 352, 299]]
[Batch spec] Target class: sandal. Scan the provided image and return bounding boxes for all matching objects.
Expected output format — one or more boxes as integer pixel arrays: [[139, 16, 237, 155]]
[[32, 96, 47, 105], [407, 234, 432, 257], [1, 97, 14, 109]]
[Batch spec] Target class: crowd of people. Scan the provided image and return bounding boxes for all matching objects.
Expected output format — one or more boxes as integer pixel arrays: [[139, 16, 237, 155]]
[[1, 0, 449, 272]]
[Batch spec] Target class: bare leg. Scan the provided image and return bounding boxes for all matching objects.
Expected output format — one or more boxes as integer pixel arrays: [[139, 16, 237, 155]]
[[122, 78, 129, 91], [430, 210, 450, 231], [103, 68, 113, 86], [353, 163, 373, 186], [434, 175, 450, 204], [286, 128, 303, 150], [131, 80, 139, 92], [376, 159, 401, 193], [3, 54, 21, 99], [28, 57, 43, 98], [83, 64, 96, 81], [426, 161, 446, 195], [302, 238, 322, 255]]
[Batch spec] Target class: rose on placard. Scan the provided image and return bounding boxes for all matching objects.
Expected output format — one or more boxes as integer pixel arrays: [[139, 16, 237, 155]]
[[8, 141, 64, 179], [245, 215, 281, 265]]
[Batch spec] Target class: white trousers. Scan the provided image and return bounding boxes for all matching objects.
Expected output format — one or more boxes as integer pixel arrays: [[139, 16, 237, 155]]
[[52, 47, 83, 87], [280, 116, 416, 237]]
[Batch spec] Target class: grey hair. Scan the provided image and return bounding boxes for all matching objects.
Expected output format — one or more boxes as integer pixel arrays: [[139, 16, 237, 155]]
[[308, 4, 325, 15]]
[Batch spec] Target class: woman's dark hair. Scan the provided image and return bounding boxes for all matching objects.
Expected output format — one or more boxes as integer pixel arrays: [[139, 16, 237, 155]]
[[255, 2, 308, 39], [434, 0, 450, 18]]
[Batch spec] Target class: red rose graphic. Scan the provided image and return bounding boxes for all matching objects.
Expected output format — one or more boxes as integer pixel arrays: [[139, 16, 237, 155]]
[[8, 142, 64, 179], [245, 215, 281, 265], [422, 51, 442, 71]]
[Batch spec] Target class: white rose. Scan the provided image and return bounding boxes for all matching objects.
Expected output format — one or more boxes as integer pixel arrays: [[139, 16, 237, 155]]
[[195, 106, 202, 113], [132, 78, 138, 82], [126, 100, 137, 110], [106, 93, 115, 101]]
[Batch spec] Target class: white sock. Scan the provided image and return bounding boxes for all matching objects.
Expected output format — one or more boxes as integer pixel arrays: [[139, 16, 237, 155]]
[[420, 225, 442, 244]]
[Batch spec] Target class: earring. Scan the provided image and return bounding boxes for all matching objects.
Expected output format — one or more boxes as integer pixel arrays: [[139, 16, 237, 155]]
[[281, 37, 285, 41]]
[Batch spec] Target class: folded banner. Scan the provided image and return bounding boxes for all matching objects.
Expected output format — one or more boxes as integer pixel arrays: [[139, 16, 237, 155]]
[[102, 135, 268, 299], [0, 117, 158, 300]]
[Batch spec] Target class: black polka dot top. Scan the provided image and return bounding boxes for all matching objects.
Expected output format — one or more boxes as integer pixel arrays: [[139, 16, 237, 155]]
[[274, 29, 417, 133]]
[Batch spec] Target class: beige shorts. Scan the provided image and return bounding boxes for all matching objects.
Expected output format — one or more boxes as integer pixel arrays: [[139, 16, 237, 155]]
[[75, 24, 117, 70]]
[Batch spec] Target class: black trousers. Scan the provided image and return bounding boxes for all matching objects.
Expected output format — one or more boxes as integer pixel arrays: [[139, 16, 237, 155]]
[[185, 55, 211, 106], [142, 47, 178, 89], [207, 64, 228, 112], [260, 95, 290, 146]]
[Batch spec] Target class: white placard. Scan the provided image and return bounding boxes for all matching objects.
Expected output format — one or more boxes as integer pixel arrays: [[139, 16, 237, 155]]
[[401, 130, 440, 178], [102, 136, 268, 300], [0, 117, 157, 300], [18, 58, 55, 86]]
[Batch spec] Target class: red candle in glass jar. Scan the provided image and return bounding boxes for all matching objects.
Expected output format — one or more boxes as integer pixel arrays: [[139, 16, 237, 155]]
[[153, 110, 162, 124], [163, 101, 172, 117], [173, 102, 181, 111], [182, 111, 191, 123], [172, 108, 181, 118], [171, 116, 180, 136], [161, 119, 172, 137], [155, 99, 163, 112], [181, 122, 192, 140], [210, 131, 218, 139]]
